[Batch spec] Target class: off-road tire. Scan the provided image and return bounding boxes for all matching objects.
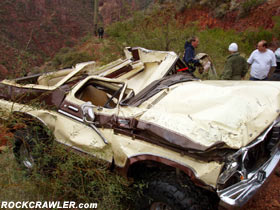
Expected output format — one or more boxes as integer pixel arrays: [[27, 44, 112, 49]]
[[13, 124, 53, 173], [138, 172, 218, 210]]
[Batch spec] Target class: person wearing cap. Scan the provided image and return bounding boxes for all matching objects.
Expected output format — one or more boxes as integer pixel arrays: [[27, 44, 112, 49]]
[[221, 43, 248, 80], [247, 40, 276, 80], [183, 36, 201, 73]]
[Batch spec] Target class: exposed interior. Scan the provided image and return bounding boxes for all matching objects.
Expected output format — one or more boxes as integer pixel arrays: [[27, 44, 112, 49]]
[[37, 69, 73, 86], [75, 79, 131, 109], [93, 47, 183, 94], [8, 48, 185, 94], [13, 68, 79, 86]]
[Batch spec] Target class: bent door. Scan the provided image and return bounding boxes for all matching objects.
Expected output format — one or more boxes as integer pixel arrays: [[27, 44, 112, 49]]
[[57, 76, 129, 163]]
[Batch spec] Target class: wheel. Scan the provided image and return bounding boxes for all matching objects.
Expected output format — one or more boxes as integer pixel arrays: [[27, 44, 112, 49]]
[[138, 172, 218, 210], [16, 131, 35, 169], [13, 124, 53, 172]]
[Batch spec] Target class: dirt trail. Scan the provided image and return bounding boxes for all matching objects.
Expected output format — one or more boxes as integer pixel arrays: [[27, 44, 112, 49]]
[[245, 164, 280, 209]]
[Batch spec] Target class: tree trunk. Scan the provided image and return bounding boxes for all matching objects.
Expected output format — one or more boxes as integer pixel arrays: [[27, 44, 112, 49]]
[[93, 0, 99, 36]]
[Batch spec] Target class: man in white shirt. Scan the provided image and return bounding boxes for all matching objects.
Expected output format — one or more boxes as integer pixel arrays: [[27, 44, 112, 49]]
[[247, 40, 276, 80]]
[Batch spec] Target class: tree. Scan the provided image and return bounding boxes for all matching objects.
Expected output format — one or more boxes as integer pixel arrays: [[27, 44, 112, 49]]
[[93, 0, 99, 36]]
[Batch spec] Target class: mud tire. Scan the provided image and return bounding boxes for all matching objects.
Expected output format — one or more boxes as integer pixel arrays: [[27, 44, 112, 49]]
[[138, 172, 218, 210], [13, 124, 53, 173]]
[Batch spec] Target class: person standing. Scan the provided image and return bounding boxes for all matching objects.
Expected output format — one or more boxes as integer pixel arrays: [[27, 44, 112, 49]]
[[275, 47, 280, 71], [221, 43, 248, 80], [98, 27, 104, 39], [183, 36, 201, 73], [268, 47, 280, 81], [247, 40, 276, 80]]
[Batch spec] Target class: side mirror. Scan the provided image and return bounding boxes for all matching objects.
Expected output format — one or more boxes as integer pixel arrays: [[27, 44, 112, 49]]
[[81, 102, 95, 123]]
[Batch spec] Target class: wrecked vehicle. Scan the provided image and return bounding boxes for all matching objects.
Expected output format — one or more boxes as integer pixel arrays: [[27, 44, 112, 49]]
[[0, 47, 280, 209]]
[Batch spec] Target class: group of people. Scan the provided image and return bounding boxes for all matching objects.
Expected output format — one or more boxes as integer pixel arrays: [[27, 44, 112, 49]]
[[183, 36, 280, 81]]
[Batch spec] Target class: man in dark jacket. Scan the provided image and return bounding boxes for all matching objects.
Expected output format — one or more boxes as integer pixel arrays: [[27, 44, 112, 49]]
[[183, 36, 200, 72], [98, 27, 104, 39], [221, 43, 248, 80]]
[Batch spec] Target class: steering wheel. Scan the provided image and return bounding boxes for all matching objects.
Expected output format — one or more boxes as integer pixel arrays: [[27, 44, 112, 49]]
[[103, 85, 124, 108]]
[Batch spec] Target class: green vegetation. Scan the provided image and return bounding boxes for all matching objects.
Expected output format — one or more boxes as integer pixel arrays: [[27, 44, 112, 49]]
[[1, 2, 280, 209], [46, 3, 279, 79], [103, 8, 279, 77], [52, 47, 92, 69], [272, 16, 280, 41], [0, 114, 135, 209], [0, 137, 134, 210], [239, 0, 265, 18]]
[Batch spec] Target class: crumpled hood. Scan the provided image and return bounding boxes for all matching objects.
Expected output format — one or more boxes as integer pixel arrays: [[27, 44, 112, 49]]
[[138, 80, 280, 150]]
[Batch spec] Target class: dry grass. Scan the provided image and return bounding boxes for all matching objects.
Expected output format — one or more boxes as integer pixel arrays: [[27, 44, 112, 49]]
[[0, 151, 54, 202]]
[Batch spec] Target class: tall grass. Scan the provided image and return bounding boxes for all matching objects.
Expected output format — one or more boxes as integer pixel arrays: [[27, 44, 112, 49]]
[[0, 151, 53, 202], [0, 140, 134, 210]]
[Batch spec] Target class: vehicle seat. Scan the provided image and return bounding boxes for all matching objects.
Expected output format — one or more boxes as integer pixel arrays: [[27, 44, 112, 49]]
[[77, 85, 116, 108]]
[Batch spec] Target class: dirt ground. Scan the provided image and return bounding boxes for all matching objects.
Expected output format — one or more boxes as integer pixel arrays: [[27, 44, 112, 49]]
[[243, 163, 280, 210]]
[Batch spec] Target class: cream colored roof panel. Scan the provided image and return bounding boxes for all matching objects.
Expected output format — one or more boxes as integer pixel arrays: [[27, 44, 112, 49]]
[[139, 80, 280, 149]]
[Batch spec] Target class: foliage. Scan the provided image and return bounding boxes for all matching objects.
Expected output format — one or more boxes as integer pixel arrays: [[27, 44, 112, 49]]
[[239, 0, 265, 18], [106, 9, 253, 77], [103, 2, 279, 78], [42, 145, 134, 209], [106, 7, 196, 56], [41, 0, 279, 80], [272, 16, 280, 41], [52, 48, 92, 69], [1, 2, 280, 208], [198, 29, 249, 76], [81, 33, 94, 43], [0, 123, 134, 209], [242, 28, 273, 48]]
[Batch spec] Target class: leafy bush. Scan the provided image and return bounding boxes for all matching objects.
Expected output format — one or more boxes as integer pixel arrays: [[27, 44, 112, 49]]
[[272, 16, 280, 41], [43, 145, 134, 209], [0, 135, 134, 210], [242, 28, 273, 48], [239, 0, 265, 18], [29, 1, 278, 80], [106, 9, 255, 77], [105, 2, 280, 79], [52, 48, 92, 69]]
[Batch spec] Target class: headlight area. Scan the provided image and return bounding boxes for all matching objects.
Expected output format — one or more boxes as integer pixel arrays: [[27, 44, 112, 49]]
[[216, 122, 280, 208]]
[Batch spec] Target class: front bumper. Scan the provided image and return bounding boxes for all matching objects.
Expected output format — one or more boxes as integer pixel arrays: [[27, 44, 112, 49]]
[[218, 148, 280, 208]]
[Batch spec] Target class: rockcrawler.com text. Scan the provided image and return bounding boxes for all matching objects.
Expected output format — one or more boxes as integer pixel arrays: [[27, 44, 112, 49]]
[[0, 201, 98, 209]]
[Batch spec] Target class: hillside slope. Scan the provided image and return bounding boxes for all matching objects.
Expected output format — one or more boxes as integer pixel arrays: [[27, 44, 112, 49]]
[[0, 0, 94, 78], [178, 0, 280, 30], [0, 0, 279, 79]]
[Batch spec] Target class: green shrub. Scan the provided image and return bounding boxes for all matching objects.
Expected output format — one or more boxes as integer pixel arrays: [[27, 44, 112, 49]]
[[36, 1, 279, 80], [242, 28, 273, 48], [0, 139, 134, 209], [239, 0, 265, 18], [272, 16, 280, 41], [80, 33, 93, 43], [52, 49, 92, 69], [43, 145, 134, 209]]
